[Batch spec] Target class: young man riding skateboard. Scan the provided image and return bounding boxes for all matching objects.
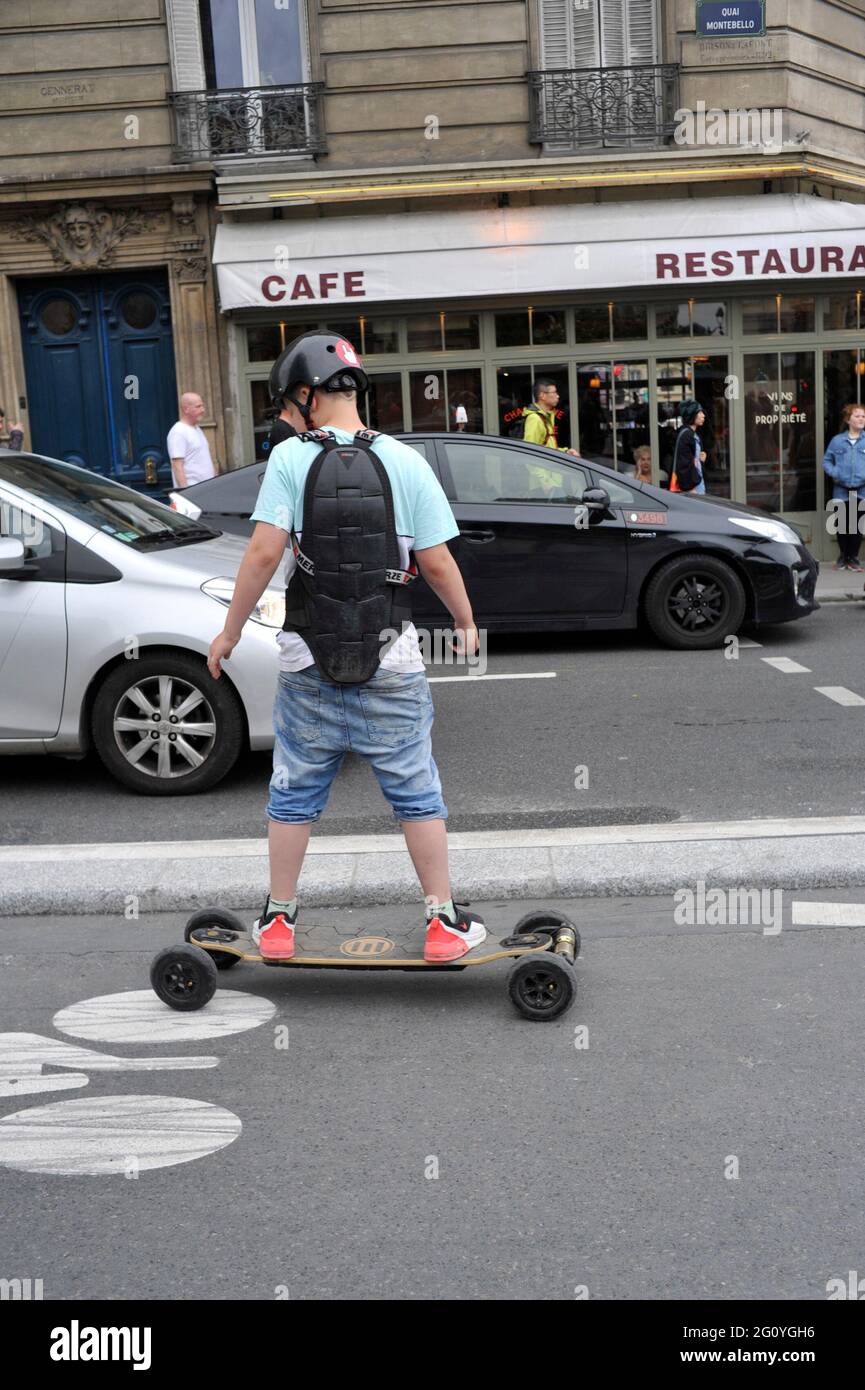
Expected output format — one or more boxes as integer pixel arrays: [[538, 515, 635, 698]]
[[207, 330, 486, 964]]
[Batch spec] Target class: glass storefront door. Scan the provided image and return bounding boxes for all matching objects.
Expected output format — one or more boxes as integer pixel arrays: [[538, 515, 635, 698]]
[[744, 350, 816, 520]]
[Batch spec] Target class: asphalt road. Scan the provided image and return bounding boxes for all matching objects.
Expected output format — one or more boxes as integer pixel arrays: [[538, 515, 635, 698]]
[[1, 893, 863, 1300], [3, 604, 865, 846]]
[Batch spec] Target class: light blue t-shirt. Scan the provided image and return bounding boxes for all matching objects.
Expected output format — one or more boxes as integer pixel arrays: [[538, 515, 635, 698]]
[[251, 428, 459, 671]]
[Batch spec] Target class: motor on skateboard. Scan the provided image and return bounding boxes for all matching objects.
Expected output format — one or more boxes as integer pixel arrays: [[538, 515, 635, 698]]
[[150, 908, 581, 1022]]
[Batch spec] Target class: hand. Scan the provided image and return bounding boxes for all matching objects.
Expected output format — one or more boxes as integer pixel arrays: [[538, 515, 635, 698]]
[[9, 421, 23, 433], [450, 624, 479, 659], [207, 630, 240, 680], [566, 448, 581, 457]]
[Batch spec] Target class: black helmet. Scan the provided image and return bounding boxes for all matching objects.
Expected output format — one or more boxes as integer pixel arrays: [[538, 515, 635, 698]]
[[269, 330, 369, 409], [681, 399, 705, 426]]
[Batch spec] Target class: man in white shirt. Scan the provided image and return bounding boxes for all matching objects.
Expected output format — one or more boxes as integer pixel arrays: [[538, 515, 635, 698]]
[[167, 393, 216, 488]]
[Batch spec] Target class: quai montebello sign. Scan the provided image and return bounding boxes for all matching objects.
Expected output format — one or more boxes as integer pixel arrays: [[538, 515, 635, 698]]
[[696, 1, 765, 37]]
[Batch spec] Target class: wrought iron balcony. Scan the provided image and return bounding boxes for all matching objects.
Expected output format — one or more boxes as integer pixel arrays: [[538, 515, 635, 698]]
[[528, 64, 680, 151], [169, 83, 327, 162]]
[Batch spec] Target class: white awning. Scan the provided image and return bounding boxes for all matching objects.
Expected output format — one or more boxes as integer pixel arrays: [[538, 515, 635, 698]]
[[213, 193, 865, 311]]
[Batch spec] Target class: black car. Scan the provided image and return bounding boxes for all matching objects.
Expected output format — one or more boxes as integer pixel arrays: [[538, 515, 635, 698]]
[[169, 433, 818, 650]]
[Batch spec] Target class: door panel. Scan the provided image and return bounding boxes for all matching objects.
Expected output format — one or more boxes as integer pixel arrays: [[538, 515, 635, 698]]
[[18, 280, 108, 471], [0, 495, 68, 738], [438, 439, 628, 621], [102, 276, 175, 492]]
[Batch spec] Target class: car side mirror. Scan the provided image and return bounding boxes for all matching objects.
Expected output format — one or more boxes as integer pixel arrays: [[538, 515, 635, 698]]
[[581, 487, 612, 521], [0, 537, 26, 573]]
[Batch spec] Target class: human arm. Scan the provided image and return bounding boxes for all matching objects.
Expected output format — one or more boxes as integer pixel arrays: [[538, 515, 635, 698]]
[[171, 457, 187, 488], [413, 542, 478, 657], [207, 522, 287, 678], [822, 439, 838, 478]]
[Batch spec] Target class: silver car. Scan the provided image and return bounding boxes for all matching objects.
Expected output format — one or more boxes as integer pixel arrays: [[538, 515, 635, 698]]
[[0, 451, 280, 794]]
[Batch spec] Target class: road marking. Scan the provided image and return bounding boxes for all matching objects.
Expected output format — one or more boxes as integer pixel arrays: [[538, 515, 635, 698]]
[[761, 657, 812, 673], [428, 671, 557, 684], [737, 638, 762, 648], [0, 1096, 241, 1176], [814, 686, 865, 707], [0, 1032, 217, 1098], [53, 990, 275, 1044], [9, 817, 865, 864], [791, 901, 865, 926]]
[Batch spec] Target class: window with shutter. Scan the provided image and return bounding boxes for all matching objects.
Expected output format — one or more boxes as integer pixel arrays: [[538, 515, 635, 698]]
[[535, 0, 664, 150]]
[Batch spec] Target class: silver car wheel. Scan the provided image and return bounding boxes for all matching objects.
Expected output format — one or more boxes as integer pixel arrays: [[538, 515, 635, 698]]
[[112, 674, 217, 780]]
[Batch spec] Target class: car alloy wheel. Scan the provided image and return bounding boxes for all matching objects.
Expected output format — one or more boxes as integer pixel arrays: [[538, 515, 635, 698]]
[[112, 673, 217, 780]]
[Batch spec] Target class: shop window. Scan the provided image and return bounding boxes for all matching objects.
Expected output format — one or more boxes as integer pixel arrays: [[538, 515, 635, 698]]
[[576, 364, 614, 467], [361, 319, 399, 355], [327, 318, 363, 349], [446, 367, 483, 433], [823, 349, 861, 441], [656, 301, 727, 338], [407, 313, 444, 352], [250, 379, 274, 462], [655, 303, 690, 338], [442, 440, 589, 504], [656, 357, 694, 483], [574, 303, 611, 343], [612, 361, 649, 472], [742, 298, 779, 335], [366, 373, 405, 432], [743, 350, 816, 512], [495, 311, 530, 348], [409, 369, 447, 429], [444, 313, 480, 351], [497, 364, 533, 435], [612, 303, 647, 340], [823, 294, 861, 331], [693, 355, 732, 499], [247, 325, 283, 362], [743, 295, 815, 334], [531, 308, 566, 345], [779, 296, 815, 333]]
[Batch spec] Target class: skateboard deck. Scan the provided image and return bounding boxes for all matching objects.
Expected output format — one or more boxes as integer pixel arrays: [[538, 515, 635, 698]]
[[189, 922, 554, 970]]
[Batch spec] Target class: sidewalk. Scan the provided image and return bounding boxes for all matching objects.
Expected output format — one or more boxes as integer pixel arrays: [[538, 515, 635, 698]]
[[5, 815, 865, 916], [815, 565, 865, 602]]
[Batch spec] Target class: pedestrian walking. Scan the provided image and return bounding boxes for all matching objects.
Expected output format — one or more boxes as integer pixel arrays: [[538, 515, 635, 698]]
[[167, 393, 216, 489], [266, 349, 310, 452], [823, 403, 865, 572], [669, 400, 707, 494], [207, 330, 487, 965]]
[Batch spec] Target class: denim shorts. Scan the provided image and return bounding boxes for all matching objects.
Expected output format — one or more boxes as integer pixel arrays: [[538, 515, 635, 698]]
[[267, 663, 448, 825]]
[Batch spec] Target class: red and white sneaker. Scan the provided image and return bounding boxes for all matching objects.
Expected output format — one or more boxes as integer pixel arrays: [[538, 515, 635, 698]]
[[252, 902, 297, 961], [424, 903, 487, 962]]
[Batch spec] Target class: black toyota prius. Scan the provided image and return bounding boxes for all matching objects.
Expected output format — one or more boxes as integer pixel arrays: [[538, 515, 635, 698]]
[[169, 432, 819, 651]]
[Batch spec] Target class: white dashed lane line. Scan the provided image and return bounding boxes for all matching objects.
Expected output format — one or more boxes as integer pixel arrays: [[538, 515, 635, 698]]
[[791, 901, 865, 926], [761, 656, 812, 674], [814, 686, 865, 707], [428, 671, 557, 684]]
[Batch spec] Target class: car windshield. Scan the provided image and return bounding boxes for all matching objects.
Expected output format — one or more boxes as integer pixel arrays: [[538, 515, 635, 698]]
[[0, 454, 219, 547]]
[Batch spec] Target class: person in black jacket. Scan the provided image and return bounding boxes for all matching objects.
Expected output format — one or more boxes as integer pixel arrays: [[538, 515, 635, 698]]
[[670, 400, 707, 494], [265, 346, 312, 453]]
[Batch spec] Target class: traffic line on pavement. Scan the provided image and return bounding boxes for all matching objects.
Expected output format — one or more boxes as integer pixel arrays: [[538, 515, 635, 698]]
[[737, 638, 762, 648], [8, 815, 865, 864], [791, 901, 865, 926], [428, 671, 557, 683], [761, 657, 812, 674], [814, 686, 865, 707]]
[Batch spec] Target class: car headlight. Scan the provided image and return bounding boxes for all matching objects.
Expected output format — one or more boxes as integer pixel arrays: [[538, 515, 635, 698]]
[[202, 577, 283, 628], [728, 516, 801, 546]]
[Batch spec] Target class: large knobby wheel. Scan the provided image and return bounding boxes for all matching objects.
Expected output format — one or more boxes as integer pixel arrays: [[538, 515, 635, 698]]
[[184, 907, 244, 970], [508, 954, 576, 1022], [91, 649, 245, 795], [150, 944, 218, 1011], [643, 554, 746, 650]]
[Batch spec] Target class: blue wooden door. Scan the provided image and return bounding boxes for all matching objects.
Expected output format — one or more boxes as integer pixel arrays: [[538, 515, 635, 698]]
[[18, 278, 109, 472], [18, 271, 176, 493], [101, 273, 175, 491]]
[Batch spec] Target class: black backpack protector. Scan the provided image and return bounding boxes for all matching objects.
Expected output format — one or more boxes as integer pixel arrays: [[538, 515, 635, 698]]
[[282, 429, 418, 685]]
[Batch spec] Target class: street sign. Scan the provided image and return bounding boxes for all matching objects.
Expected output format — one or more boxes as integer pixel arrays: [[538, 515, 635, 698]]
[[696, 1, 765, 37]]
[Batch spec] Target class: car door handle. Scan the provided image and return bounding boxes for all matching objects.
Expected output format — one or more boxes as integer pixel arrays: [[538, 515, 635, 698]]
[[460, 529, 496, 543]]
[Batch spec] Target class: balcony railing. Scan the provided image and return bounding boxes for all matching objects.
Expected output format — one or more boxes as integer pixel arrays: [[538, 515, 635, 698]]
[[528, 64, 680, 151], [169, 83, 327, 162]]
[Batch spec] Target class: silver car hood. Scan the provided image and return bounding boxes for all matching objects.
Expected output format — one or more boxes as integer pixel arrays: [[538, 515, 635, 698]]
[[88, 528, 265, 581]]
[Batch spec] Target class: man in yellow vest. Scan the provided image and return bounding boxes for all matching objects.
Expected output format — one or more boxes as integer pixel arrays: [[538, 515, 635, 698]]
[[520, 379, 581, 495]]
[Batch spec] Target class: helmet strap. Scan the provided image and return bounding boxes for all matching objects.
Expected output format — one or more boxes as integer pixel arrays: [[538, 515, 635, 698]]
[[285, 392, 313, 426]]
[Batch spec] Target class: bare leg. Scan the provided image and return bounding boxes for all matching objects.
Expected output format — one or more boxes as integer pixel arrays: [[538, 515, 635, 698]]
[[401, 818, 451, 907], [268, 820, 313, 900]]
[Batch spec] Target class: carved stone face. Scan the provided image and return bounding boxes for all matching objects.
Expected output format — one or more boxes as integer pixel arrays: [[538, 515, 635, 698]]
[[64, 211, 94, 251]]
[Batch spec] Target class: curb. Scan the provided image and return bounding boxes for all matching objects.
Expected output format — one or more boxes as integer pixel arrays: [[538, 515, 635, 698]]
[[5, 818, 865, 917]]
